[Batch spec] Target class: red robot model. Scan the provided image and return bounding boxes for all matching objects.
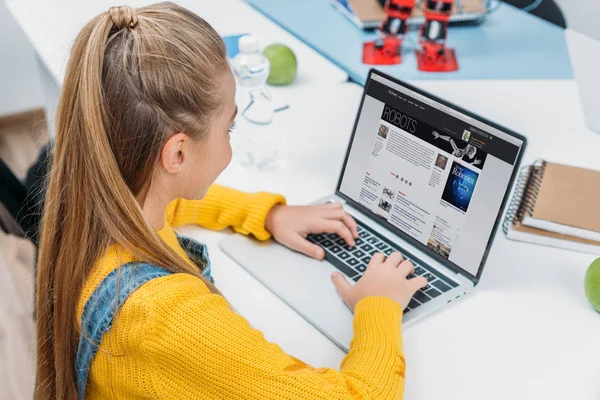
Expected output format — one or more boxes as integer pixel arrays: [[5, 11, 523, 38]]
[[363, 0, 459, 72]]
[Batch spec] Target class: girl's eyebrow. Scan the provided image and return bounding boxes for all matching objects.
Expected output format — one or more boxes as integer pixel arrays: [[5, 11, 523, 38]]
[[230, 106, 238, 123]]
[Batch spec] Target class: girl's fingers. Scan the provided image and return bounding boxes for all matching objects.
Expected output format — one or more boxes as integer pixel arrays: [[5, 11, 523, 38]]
[[321, 202, 343, 209], [317, 219, 355, 246], [290, 234, 325, 260], [367, 252, 386, 268], [397, 260, 414, 277], [383, 252, 404, 268], [323, 209, 358, 238]]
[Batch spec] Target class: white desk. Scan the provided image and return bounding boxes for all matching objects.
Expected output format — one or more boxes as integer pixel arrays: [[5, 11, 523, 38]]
[[6, 0, 600, 398], [181, 80, 600, 400]]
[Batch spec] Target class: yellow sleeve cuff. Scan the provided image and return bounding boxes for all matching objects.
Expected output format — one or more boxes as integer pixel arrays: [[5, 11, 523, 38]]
[[165, 185, 285, 240], [352, 296, 403, 349]]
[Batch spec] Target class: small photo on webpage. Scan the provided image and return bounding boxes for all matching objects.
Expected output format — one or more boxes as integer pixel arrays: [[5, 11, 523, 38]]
[[382, 187, 395, 200], [462, 129, 471, 142], [427, 236, 451, 259], [378, 124, 389, 139], [435, 153, 448, 170], [378, 198, 392, 213]]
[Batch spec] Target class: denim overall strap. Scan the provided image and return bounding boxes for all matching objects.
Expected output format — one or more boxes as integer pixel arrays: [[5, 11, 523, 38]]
[[177, 235, 214, 283], [75, 263, 171, 400], [75, 237, 212, 399]]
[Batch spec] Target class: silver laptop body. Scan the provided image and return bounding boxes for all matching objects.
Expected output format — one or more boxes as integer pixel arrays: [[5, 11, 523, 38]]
[[220, 69, 526, 351]]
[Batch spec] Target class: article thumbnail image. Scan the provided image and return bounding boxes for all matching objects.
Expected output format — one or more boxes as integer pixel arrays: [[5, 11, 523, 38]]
[[378, 198, 392, 213], [435, 154, 448, 170], [462, 130, 471, 142], [382, 187, 395, 200], [427, 236, 451, 259], [441, 162, 479, 212], [378, 124, 389, 139]]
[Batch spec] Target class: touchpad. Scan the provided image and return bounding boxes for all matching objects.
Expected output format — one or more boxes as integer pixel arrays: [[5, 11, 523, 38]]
[[219, 234, 354, 351]]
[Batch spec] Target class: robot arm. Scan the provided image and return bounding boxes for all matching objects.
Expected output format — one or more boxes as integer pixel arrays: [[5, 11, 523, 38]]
[[449, 139, 460, 153], [432, 131, 451, 142]]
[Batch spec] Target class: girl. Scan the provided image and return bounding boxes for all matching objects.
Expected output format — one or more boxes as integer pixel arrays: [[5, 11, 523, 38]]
[[35, 3, 426, 399]]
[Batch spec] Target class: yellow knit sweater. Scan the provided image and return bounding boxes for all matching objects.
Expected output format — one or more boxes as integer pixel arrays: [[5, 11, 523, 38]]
[[78, 184, 406, 399]]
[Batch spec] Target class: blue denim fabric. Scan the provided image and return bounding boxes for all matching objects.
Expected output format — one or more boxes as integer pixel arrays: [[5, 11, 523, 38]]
[[75, 236, 212, 399]]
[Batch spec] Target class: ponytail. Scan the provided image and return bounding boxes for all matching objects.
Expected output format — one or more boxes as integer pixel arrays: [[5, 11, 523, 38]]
[[35, 4, 227, 398]]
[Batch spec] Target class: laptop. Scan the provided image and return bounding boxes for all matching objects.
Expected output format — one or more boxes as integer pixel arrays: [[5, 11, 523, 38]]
[[220, 69, 527, 351]]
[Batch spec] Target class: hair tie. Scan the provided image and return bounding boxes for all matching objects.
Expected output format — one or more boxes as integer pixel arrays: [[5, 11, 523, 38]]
[[109, 5, 138, 30]]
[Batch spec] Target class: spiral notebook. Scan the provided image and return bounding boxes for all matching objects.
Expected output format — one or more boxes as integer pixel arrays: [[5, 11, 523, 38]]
[[503, 160, 600, 254]]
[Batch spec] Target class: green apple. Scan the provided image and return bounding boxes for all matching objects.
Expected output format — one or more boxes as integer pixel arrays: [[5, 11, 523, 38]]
[[263, 44, 297, 86], [585, 257, 600, 312]]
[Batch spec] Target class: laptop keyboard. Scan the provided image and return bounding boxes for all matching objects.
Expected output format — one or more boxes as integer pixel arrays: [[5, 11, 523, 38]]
[[307, 220, 459, 313]]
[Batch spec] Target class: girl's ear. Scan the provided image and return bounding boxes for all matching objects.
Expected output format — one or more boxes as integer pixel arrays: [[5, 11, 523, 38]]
[[160, 132, 189, 174]]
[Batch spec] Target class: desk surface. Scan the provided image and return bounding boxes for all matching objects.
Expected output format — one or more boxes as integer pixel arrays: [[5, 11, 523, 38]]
[[249, 0, 574, 84]]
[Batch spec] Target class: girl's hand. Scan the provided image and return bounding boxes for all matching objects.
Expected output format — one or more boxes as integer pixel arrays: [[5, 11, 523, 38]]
[[332, 252, 427, 310], [265, 203, 358, 260]]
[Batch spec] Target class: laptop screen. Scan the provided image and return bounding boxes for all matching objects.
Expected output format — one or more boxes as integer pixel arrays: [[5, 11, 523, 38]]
[[338, 71, 525, 279]]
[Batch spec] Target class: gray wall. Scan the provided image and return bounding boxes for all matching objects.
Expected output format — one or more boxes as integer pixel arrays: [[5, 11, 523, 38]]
[[555, 0, 600, 41], [0, 1, 44, 117]]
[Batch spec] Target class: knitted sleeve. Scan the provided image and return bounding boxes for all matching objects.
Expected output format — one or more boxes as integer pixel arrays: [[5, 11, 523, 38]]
[[164, 184, 286, 240], [141, 274, 406, 399]]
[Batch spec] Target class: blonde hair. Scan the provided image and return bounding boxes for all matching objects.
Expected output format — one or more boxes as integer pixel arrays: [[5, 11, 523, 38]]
[[35, 3, 228, 398]]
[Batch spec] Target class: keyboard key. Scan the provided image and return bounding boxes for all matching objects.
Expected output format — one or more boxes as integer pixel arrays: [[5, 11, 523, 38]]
[[413, 291, 431, 304], [312, 234, 325, 242], [355, 238, 364, 246], [329, 246, 342, 254], [342, 244, 354, 252], [367, 237, 379, 244], [335, 238, 346, 246], [376, 242, 388, 250], [407, 274, 416, 280], [356, 264, 367, 272], [331, 262, 358, 278], [352, 275, 362, 282], [321, 240, 334, 248], [408, 299, 420, 309], [414, 266, 426, 275], [361, 244, 374, 252], [423, 273, 436, 282], [384, 248, 393, 256], [338, 251, 350, 260], [404, 307, 411, 313], [432, 280, 452, 293], [425, 288, 442, 298], [361, 256, 371, 264], [359, 230, 370, 238], [347, 258, 359, 267], [367, 248, 378, 256], [352, 249, 365, 258], [424, 269, 458, 288], [423, 283, 431, 291], [326, 233, 339, 240]]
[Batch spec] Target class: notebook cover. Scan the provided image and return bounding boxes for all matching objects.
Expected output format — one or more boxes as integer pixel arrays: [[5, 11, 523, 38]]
[[512, 222, 600, 247], [348, 0, 385, 23], [530, 162, 600, 233]]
